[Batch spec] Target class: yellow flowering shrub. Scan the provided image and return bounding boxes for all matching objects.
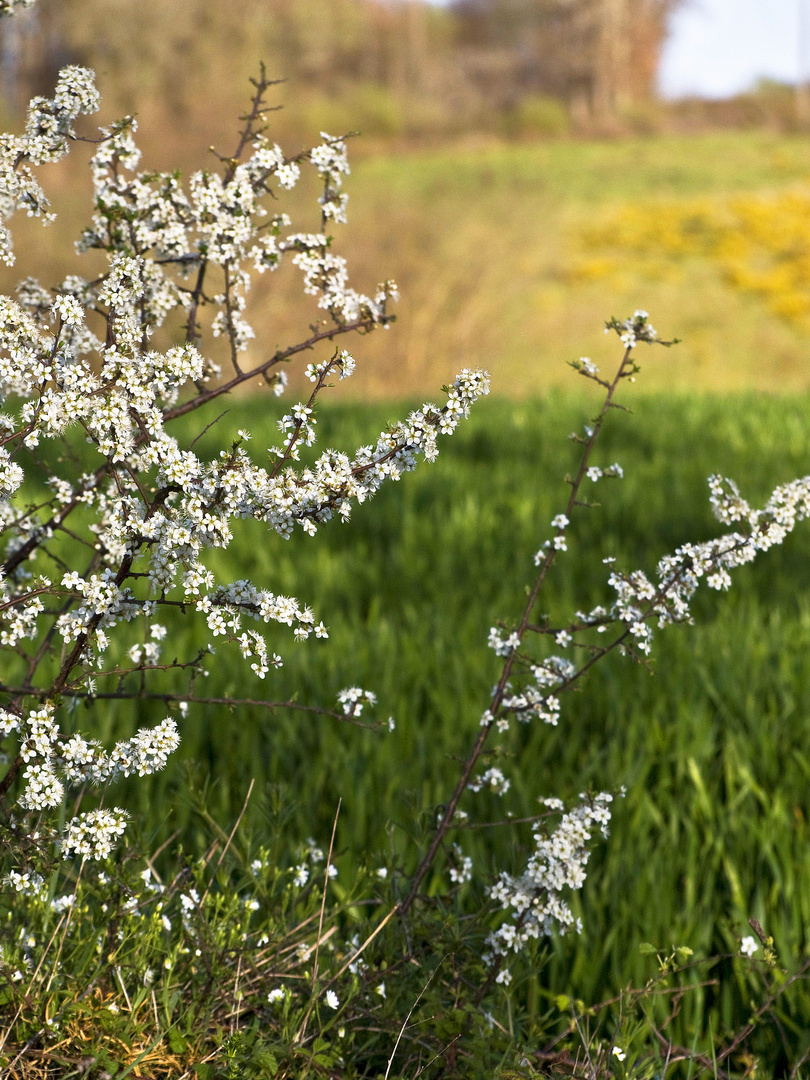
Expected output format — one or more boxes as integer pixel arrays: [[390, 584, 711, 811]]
[[573, 188, 810, 329]]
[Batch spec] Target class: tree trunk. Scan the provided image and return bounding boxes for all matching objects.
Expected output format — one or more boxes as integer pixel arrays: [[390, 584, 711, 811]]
[[592, 0, 630, 122]]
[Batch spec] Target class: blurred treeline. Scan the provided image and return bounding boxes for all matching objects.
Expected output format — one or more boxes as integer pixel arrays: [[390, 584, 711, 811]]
[[0, 0, 681, 153]]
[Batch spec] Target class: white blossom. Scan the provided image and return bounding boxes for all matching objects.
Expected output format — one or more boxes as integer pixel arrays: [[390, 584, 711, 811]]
[[740, 935, 758, 957], [484, 794, 615, 976], [60, 808, 129, 860]]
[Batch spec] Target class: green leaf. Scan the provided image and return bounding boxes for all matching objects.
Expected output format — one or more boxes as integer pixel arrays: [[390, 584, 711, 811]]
[[168, 1028, 188, 1054], [639, 942, 657, 955]]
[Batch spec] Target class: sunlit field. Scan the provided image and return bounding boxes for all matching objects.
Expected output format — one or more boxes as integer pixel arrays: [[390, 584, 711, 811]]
[[5, 129, 810, 399]]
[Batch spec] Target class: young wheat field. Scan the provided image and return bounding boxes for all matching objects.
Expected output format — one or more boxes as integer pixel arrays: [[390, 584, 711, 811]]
[[100, 386, 810, 1026]]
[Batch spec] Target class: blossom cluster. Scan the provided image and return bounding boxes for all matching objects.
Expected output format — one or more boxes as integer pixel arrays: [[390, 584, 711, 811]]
[[484, 794, 615, 983], [0, 66, 99, 265], [0, 61, 489, 859], [598, 467, 810, 658], [3, 700, 179, 856], [59, 808, 129, 860], [605, 309, 658, 349], [311, 132, 351, 224]]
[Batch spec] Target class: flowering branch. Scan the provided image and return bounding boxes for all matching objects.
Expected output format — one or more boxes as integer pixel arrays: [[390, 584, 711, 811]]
[[0, 64, 489, 860], [400, 313, 666, 917]]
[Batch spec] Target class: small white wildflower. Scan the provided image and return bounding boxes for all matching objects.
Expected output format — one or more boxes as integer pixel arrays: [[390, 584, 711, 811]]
[[293, 864, 308, 887], [740, 935, 758, 957], [325, 989, 339, 1009]]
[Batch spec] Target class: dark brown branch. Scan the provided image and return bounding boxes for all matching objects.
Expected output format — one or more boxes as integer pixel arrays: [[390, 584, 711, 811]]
[[0, 684, 379, 730]]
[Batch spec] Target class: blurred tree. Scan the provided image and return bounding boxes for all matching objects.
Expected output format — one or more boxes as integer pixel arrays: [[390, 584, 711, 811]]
[[0, 0, 454, 110], [451, 0, 682, 123], [0, 0, 681, 139]]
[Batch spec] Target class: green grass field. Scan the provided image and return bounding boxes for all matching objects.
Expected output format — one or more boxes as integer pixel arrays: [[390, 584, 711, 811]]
[[80, 380, 810, 1034]]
